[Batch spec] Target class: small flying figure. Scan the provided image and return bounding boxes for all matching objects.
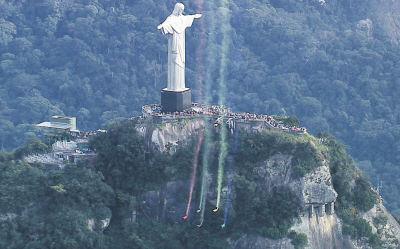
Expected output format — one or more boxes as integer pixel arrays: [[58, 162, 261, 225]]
[[213, 207, 219, 212], [183, 216, 188, 220], [214, 117, 223, 127], [221, 223, 225, 228]]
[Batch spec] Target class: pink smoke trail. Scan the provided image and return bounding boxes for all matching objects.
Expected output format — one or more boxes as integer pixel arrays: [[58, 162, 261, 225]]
[[183, 131, 204, 219], [194, 0, 206, 103]]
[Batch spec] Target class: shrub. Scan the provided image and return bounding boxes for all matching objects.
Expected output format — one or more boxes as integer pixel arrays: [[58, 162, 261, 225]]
[[368, 233, 382, 248], [343, 224, 358, 237], [354, 218, 373, 237], [291, 141, 321, 178], [272, 115, 300, 126], [373, 215, 388, 227], [353, 176, 378, 212], [12, 136, 49, 159], [343, 218, 373, 238], [290, 231, 308, 249]]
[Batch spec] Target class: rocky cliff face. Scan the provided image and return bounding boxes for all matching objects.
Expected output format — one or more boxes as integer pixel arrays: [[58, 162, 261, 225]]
[[136, 118, 205, 153], [254, 154, 337, 210], [230, 215, 350, 249], [138, 151, 350, 249], [243, 154, 345, 249], [352, 202, 400, 249], [141, 180, 196, 224], [136, 120, 400, 249], [227, 153, 351, 249]]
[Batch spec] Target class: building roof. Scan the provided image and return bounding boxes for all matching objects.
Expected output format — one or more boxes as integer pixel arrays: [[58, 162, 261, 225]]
[[37, 121, 72, 130], [51, 115, 74, 119]]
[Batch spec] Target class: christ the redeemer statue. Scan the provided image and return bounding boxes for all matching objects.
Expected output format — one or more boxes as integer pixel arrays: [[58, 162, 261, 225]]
[[158, 3, 202, 92], [157, 3, 201, 112]]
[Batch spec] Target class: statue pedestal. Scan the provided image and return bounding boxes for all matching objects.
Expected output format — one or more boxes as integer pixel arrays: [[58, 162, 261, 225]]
[[161, 88, 191, 113]]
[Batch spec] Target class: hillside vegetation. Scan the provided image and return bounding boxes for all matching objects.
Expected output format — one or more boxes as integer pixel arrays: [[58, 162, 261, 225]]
[[0, 120, 378, 248]]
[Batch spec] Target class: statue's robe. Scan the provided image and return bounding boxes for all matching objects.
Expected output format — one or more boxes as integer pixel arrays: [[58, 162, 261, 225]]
[[158, 14, 195, 91]]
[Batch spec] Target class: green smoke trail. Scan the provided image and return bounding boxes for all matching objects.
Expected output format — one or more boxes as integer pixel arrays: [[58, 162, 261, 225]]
[[198, 172, 206, 212], [198, 153, 207, 211], [215, 0, 231, 210], [197, 123, 210, 226], [198, 126, 210, 213], [216, 124, 228, 209], [198, 182, 207, 227]]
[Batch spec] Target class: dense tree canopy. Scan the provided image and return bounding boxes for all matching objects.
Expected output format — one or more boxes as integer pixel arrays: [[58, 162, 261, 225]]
[[0, 150, 114, 248]]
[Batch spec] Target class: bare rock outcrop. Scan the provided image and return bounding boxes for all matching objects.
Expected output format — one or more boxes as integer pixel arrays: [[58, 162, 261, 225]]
[[254, 154, 337, 211], [136, 118, 205, 153], [141, 180, 197, 224], [247, 153, 346, 249]]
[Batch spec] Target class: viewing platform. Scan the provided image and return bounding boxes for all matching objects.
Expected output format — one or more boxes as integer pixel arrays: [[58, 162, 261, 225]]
[[140, 103, 307, 135]]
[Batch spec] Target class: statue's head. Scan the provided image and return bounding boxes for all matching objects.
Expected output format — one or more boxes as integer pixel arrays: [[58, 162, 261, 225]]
[[172, 3, 184, 16]]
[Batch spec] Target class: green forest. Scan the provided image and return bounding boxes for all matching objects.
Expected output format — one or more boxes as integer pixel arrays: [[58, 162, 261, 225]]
[[0, 119, 379, 248], [0, 0, 399, 229]]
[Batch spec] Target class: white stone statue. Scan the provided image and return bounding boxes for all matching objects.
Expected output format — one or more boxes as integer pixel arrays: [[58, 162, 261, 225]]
[[157, 3, 202, 92]]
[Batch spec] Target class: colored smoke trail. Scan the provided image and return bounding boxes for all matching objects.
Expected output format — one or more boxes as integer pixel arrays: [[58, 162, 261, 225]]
[[198, 142, 208, 213], [194, 0, 219, 215], [197, 152, 209, 226], [194, 0, 206, 103], [215, 0, 232, 211], [216, 124, 228, 210], [220, 0, 243, 225], [202, 0, 216, 107], [193, 0, 233, 216], [197, 175, 208, 227], [222, 128, 239, 227], [197, 127, 212, 226], [197, 181, 207, 227], [184, 131, 203, 219]]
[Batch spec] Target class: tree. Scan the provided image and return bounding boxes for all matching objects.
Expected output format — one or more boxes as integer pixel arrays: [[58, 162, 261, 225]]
[[89, 119, 164, 193], [13, 136, 49, 159], [353, 176, 378, 212], [76, 108, 91, 130], [0, 18, 16, 45], [11, 73, 39, 96], [290, 232, 308, 249], [296, 97, 322, 118], [354, 218, 373, 237]]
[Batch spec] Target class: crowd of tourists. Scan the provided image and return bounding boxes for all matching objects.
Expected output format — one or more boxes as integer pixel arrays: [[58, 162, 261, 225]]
[[141, 103, 307, 134]]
